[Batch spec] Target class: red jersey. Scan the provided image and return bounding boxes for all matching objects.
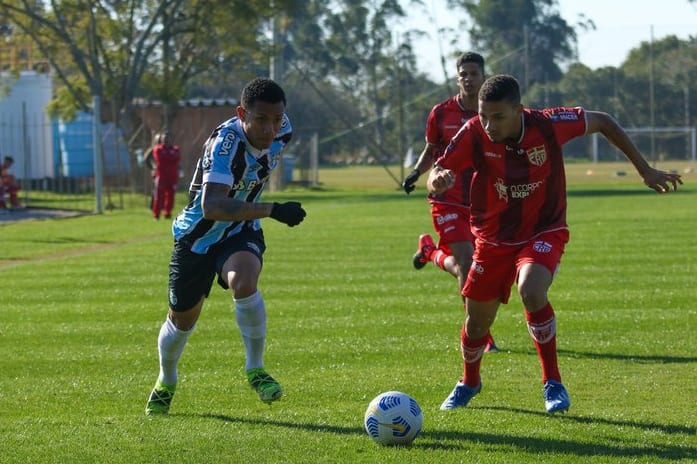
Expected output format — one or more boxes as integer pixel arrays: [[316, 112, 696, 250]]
[[153, 144, 181, 183], [436, 107, 587, 245], [425, 95, 477, 207]]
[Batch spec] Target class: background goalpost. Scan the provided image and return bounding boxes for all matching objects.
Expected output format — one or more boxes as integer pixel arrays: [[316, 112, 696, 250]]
[[590, 126, 697, 163]]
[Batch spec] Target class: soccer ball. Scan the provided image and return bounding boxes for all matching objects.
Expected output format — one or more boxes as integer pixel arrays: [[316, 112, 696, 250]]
[[364, 391, 423, 446]]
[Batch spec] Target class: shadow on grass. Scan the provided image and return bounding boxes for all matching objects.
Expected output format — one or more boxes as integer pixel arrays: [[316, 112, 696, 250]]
[[270, 189, 413, 204], [193, 412, 696, 460], [476, 405, 696, 435], [557, 348, 697, 364], [566, 188, 656, 198], [499, 348, 696, 365]]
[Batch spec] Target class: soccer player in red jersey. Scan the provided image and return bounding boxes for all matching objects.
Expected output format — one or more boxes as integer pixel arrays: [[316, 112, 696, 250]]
[[0, 156, 21, 209], [401, 52, 498, 353], [147, 131, 181, 220], [428, 74, 682, 413]]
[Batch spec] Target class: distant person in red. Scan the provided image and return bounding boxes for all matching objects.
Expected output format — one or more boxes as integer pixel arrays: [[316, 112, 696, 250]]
[[1, 156, 21, 209], [428, 74, 682, 414], [402, 51, 498, 353], [146, 131, 181, 220]]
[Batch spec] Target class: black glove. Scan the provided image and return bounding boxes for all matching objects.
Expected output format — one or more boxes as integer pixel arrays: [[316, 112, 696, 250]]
[[402, 169, 421, 194], [270, 201, 306, 227]]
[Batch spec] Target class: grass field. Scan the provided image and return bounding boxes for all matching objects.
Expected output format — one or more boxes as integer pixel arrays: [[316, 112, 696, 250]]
[[1, 163, 695, 463]]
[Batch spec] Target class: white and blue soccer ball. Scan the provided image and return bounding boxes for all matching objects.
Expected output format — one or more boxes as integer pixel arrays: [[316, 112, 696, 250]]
[[364, 391, 423, 446]]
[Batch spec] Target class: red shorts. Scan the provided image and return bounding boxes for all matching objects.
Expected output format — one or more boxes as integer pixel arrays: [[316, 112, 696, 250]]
[[463, 229, 569, 304], [430, 202, 473, 252]]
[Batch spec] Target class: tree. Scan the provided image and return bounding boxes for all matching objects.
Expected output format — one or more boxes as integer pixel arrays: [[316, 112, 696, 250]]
[[450, 0, 579, 92]]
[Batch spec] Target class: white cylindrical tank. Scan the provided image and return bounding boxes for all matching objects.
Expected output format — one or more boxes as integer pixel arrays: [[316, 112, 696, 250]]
[[0, 70, 54, 179]]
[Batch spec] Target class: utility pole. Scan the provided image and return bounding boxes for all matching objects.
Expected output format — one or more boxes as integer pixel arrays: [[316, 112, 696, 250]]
[[162, 6, 172, 129], [92, 95, 104, 213], [269, 3, 285, 191], [523, 25, 529, 94], [649, 25, 656, 166]]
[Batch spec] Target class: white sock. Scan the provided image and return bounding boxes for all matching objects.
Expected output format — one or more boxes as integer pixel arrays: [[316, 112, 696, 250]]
[[234, 290, 267, 371], [157, 317, 193, 386]]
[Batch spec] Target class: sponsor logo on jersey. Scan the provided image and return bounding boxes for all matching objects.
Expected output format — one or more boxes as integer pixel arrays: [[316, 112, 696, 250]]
[[494, 178, 544, 202], [436, 212, 459, 225], [484, 151, 501, 159], [217, 132, 236, 156], [201, 154, 212, 170], [526, 145, 547, 166], [232, 178, 266, 191], [532, 240, 553, 253], [557, 111, 578, 121]]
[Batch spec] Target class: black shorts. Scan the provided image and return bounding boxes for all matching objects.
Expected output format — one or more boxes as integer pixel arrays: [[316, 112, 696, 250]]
[[168, 227, 266, 311]]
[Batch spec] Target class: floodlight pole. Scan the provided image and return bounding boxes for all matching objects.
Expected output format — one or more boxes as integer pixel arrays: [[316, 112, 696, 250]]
[[93, 94, 104, 213]]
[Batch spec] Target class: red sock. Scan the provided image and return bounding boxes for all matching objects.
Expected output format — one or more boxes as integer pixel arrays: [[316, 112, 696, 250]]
[[525, 303, 561, 383], [432, 249, 448, 270], [460, 324, 489, 388]]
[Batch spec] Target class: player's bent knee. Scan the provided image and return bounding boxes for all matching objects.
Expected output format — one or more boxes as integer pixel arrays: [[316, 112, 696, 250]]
[[229, 280, 258, 299], [518, 289, 547, 311]]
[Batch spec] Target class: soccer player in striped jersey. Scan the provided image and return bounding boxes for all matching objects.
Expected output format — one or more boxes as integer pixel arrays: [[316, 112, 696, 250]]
[[146, 78, 307, 415], [429, 74, 681, 414], [402, 52, 498, 353]]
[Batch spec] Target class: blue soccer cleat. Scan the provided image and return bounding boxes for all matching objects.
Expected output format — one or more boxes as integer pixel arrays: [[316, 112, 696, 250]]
[[543, 379, 570, 414], [439, 381, 482, 410]]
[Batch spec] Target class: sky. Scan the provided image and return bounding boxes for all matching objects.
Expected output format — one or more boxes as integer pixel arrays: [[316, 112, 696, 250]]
[[404, 0, 697, 82]]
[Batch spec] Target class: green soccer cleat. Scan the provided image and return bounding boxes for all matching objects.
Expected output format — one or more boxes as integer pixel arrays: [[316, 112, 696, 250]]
[[145, 380, 176, 416], [247, 368, 283, 403]]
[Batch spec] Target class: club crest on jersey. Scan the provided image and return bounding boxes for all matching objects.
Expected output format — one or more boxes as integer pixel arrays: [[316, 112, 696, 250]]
[[526, 145, 547, 166]]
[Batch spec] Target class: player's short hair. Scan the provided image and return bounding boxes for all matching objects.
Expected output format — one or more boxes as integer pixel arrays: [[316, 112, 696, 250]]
[[241, 78, 286, 109], [456, 52, 485, 73], [3, 156, 14, 164], [479, 74, 520, 105]]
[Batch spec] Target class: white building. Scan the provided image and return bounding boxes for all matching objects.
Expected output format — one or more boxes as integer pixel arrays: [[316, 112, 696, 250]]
[[0, 71, 54, 179]]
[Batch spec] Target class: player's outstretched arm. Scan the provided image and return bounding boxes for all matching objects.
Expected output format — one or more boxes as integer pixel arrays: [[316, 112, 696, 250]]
[[585, 111, 683, 193]]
